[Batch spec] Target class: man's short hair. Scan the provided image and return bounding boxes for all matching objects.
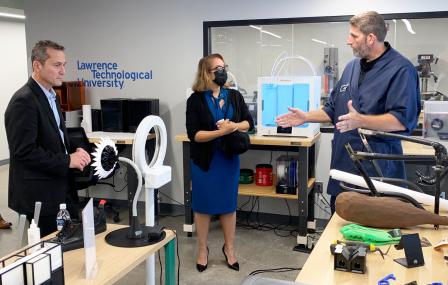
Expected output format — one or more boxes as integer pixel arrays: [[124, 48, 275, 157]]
[[31, 40, 65, 65], [350, 11, 387, 42]]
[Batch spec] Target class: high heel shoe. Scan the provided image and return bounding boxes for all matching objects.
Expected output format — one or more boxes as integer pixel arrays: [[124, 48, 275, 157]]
[[222, 245, 239, 271], [196, 247, 209, 272]]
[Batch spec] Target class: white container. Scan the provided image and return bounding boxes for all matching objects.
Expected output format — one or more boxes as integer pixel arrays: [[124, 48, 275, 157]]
[[27, 219, 41, 253]]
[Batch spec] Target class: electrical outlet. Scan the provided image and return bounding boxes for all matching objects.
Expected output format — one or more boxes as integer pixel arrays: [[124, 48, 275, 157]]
[[315, 181, 323, 194]]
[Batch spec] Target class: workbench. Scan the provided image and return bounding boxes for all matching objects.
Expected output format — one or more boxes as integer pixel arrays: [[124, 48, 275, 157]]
[[295, 213, 448, 284], [175, 133, 320, 251]]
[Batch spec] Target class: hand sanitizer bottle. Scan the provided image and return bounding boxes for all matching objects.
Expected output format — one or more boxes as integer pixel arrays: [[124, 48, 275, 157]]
[[27, 219, 41, 253]]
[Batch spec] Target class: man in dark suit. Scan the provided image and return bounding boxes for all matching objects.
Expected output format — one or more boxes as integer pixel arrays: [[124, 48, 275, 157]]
[[5, 40, 91, 236]]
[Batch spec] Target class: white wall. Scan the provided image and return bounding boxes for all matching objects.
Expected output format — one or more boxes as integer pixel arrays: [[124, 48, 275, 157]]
[[22, 0, 448, 214], [0, 13, 27, 161]]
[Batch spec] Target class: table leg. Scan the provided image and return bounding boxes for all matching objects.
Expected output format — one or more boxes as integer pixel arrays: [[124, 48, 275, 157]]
[[307, 144, 316, 227], [182, 142, 194, 236], [294, 145, 312, 252], [165, 238, 176, 285]]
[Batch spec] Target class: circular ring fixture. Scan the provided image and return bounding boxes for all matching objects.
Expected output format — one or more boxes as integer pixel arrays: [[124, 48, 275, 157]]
[[132, 115, 167, 174]]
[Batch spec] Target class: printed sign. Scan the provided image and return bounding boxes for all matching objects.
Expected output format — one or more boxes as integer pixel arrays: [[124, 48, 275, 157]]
[[76, 60, 153, 89]]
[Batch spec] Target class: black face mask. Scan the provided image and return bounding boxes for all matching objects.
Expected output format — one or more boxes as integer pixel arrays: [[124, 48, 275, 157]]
[[213, 70, 227, 87]]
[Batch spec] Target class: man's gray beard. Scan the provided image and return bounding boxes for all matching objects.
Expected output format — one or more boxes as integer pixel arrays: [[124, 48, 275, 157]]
[[352, 45, 371, 59]]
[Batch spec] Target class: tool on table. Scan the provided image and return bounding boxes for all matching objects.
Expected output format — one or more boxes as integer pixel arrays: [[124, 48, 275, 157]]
[[340, 224, 402, 245], [433, 237, 448, 262], [378, 273, 396, 285], [332, 241, 367, 274], [330, 240, 390, 259]]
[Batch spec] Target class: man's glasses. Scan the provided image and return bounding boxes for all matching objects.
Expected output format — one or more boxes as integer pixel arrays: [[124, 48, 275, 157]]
[[210, 65, 228, 73]]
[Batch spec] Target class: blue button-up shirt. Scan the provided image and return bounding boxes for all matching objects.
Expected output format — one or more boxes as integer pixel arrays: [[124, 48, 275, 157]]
[[34, 79, 67, 153]]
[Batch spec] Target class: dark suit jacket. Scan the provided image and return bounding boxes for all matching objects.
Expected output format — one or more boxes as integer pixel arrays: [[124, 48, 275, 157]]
[[186, 88, 254, 171], [5, 77, 77, 216]]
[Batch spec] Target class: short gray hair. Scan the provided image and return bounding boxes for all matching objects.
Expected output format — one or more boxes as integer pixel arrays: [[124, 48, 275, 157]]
[[350, 11, 387, 42], [31, 40, 65, 65]]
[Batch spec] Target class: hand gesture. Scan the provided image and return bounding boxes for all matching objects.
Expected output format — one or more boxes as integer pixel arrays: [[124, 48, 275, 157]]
[[216, 119, 238, 135], [336, 100, 363, 133], [69, 148, 91, 171], [275, 107, 306, 127]]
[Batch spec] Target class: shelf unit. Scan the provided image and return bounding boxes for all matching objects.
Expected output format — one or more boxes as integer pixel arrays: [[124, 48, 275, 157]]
[[176, 133, 320, 251], [54, 81, 85, 112], [238, 178, 315, 200]]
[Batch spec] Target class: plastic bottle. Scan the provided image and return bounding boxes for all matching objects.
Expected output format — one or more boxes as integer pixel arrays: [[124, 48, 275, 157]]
[[56, 203, 71, 231], [27, 219, 41, 253]]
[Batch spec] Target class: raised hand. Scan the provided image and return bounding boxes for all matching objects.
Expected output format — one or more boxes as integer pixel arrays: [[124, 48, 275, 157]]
[[336, 100, 363, 133], [275, 107, 306, 128]]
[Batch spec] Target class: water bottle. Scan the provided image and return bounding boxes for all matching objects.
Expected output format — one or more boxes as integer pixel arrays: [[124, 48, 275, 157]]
[[56, 203, 71, 231]]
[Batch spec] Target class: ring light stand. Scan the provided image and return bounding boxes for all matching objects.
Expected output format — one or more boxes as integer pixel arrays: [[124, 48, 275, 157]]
[[92, 116, 171, 285]]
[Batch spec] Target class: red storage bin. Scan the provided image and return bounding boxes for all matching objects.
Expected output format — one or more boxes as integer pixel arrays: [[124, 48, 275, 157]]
[[255, 164, 273, 186]]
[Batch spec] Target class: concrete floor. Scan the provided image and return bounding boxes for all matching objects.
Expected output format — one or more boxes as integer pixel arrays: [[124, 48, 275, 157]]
[[0, 164, 310, 284]]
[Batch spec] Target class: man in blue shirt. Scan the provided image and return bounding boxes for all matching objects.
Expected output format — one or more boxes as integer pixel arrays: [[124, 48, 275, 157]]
[[5, 40, 91, 236], [276, 11, 421, 213]]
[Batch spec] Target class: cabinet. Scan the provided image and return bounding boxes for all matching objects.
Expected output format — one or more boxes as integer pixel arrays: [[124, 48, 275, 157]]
[[54, 81, 85, 111], [175, 133, 319, 251]]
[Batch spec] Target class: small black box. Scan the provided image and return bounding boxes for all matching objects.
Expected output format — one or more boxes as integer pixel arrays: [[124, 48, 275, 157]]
[[91, 109, 102, 131], [127, 99, 159, 132], [101, 98, 129, 132]]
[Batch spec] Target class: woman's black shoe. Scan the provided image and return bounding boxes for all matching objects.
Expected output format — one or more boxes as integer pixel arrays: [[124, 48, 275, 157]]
[[222, 245, 239, 271], [196, 247, 209, 272]]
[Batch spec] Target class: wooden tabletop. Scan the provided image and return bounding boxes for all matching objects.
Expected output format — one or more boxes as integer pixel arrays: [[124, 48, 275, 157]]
[[63, 224, 175, 285], [87, 132, 156, 145], [402, 141, 435, 156], [175, 133, 320, 147], [295, 213, 448, 284]]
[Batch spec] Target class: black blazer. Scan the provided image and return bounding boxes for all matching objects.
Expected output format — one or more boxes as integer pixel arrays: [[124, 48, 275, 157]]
[[5, 77, 76, 216], [186, 88, 254, 171]]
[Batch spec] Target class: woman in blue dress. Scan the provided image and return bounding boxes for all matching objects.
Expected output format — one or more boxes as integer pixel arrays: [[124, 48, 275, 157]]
[[186, 54, 254, 272]]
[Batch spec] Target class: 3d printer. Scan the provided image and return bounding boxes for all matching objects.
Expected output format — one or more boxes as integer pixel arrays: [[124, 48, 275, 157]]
[[276, 155, 298, 195], [257, 76, 321, 138]]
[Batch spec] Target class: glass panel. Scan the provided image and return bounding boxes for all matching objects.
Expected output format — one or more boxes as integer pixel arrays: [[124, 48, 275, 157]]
[[390, 18, 448, 99], [210, 15, 448, 104]]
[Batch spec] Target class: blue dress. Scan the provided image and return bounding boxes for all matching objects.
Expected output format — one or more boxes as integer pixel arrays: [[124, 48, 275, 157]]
[[191, 89, 240, 215]]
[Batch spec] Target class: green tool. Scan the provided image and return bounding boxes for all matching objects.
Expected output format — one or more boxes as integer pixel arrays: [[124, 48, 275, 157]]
[[340, 224, 402, 245]]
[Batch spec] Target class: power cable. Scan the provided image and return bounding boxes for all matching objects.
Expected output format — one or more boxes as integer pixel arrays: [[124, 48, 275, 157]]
[[249, 267, 302, 276]]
